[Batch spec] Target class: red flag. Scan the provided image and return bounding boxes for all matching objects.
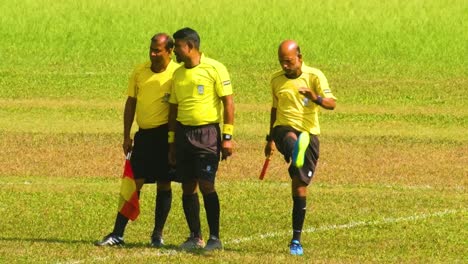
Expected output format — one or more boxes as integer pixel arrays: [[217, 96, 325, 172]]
[[118, 153, 140, 221]]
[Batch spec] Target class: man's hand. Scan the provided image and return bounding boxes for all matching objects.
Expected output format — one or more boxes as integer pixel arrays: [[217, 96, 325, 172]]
[[221, 140, 233, 160], [264, 140, 276, 157], [168, 143, 176, 166], [122, 138, 132, 155], [298, 87, 318, 101]]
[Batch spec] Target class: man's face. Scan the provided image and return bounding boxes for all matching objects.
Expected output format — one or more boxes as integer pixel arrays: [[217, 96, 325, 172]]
[[278, 52, 302, 78], [149, 39, 171, 64], [173, 39, 190, 63]]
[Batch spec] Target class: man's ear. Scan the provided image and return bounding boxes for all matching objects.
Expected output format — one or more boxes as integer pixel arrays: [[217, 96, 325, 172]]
[[187, 40, 194, 50]]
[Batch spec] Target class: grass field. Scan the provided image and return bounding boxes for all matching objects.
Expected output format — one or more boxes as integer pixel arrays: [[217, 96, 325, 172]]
[[0, 0, 467, 263]]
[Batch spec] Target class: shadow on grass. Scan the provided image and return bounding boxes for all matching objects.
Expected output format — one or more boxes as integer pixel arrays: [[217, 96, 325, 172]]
[[0, 237, 242, 254], [124, 242, 243, 255], [0, 237, 95, 245]]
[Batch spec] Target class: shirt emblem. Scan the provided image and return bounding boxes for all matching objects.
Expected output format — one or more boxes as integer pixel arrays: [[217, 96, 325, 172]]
[[197, 85, 204, 95]]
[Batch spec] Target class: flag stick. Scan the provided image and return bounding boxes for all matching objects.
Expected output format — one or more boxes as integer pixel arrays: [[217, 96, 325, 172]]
[[259, 156, 271, 180]]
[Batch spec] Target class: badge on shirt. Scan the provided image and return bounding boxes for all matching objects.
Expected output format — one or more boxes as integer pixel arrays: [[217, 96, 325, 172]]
[[222, 80, 231, 86], [197, 85, 204, 95]]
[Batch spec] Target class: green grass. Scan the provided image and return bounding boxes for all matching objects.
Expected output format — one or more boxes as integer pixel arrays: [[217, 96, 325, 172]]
[[0, 0, 467, 262], [1, 0, 467, 102], [0, 176, 466, 263]]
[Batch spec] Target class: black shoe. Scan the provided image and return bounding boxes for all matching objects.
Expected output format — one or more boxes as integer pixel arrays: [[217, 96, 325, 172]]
[[95, 233, 125, 247], [204, 235, 223, 251], [180, 235, 205, 250], [151, 236, 164, 248]]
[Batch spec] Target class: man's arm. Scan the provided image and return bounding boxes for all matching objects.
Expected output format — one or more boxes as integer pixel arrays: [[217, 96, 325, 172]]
[[298, 88, 336, 110], [221, 95, 234, 160], [317, 97, 336, 110], [222, 95, 234, 127], [168, 103, 178, 166], [123, 96, 137, 155], [264, 107, 277, 157]]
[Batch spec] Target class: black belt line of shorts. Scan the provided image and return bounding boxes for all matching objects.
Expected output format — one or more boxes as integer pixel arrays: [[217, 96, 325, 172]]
[[138, 123, 168, 133], [177, 122, 219, 131]]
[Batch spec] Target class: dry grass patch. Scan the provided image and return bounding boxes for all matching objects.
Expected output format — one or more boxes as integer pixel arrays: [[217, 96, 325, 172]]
[[0, 132, 122, 178], [3, 132, 465, 191]]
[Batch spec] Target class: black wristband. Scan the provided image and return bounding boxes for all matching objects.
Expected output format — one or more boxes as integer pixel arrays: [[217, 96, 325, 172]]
[[266, 134, 272, 142], [314, 96, 323, 105], [223, 134, 232, 140]]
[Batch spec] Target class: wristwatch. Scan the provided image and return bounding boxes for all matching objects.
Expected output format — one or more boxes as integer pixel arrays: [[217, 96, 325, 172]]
[[223, 134, 232, 140]]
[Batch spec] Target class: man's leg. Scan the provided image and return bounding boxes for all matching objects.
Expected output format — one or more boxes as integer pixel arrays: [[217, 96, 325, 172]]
[[282, 131, 298, 162], [291, 177, 307, 243], [112, 178, 145, 237], [288, 135, 318, 255], [199, 180, 219, 238], [95, 178, 145, 246], [182, 180, 201, 237], [200, 180, 223, 251], [151, 180, 172, 247], [180, 180, 205, 249], [289, 176, 307, 256]]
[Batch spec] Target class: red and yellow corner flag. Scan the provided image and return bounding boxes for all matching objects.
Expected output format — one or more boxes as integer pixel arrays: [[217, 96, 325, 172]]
[[118, 153, 140, 221]]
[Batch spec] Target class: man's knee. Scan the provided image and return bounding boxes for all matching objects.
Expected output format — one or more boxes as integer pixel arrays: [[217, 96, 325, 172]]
[[182, 180, 198, 194], [291, 176, 308, 196], [157, 181, 171, 191], [135, 179, 145, 191], [199, 180, 215, 195]]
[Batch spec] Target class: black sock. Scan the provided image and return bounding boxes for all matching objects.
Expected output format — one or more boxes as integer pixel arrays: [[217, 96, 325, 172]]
[[112, 212, 129, 238], [203, 192, 220, 238], [183, 193, 201, 238], [153, 190, 172, 238], [292, 196, 306, 242]]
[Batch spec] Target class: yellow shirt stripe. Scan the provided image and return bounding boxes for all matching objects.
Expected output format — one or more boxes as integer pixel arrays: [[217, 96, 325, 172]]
[[127, 60, 180, 129], [170, 54, 233, 126], [271, 64, 336, 135]]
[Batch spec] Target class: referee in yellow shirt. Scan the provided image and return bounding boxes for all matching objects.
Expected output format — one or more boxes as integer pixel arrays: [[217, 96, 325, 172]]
[[168, 27, 234, 251], [96, 33, 179, 247], [264, 40, 336, 256]]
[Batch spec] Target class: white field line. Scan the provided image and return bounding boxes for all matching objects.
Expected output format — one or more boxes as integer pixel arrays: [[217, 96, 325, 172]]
[[226, 209, 464, 245], [40, 209, 467, 263]]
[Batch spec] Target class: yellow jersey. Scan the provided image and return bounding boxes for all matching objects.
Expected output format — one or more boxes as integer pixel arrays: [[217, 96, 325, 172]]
[[271, 63, 336, 135], [169, 54, 233, 126], [127, 60, 180, 129]]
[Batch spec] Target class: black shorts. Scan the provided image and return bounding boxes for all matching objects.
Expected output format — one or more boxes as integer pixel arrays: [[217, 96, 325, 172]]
[[272, 126, 320, 185], [175, 123, 220, 183], [130, 124, 171, 184]]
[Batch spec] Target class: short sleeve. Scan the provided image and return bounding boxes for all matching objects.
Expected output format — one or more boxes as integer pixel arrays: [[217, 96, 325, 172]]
[[214, 64, 233, 97], [271, 79, 278, 108], [127, 67, 138, 97], [311, 70, 336, 100]]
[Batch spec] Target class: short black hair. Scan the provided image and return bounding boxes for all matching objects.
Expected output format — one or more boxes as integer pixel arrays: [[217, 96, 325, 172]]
[[173, 27, 200, 49], [151, 33, 174, 51], [296, 46, 302, 56]]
